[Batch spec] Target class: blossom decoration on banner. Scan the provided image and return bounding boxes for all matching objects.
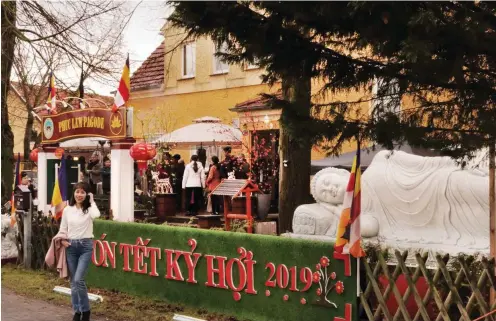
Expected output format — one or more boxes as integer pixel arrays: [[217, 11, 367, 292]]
[[335, 281, 344, 295], [312, 256, 344, 308]]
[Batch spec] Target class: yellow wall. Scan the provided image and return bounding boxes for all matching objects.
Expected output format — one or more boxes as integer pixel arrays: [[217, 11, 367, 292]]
[[7, 90, 33, 156], [129, 23, 281, 159], [129, 25, 415, 163]]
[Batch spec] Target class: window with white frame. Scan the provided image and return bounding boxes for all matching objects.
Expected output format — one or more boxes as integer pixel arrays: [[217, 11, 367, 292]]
[[213, 42, 229, 74], [182, 42, 196, 78], [370, 77, 401, 119]]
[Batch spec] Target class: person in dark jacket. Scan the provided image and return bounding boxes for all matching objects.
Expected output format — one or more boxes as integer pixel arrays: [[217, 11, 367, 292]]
[[87, 151, 102, 194], [234, 154, 250, 179], [172, 154, 185, 210], [101, 156, 111, 194], [220, 146, 236, 179], [20, 171, 37, 199], [78, 156, 89, 183]]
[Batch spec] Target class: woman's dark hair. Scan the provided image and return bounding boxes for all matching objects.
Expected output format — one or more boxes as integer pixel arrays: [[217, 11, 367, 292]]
[[211, 156, 220, 169], [78, 156, 86, 165], [191, 155, 199, 173], [69, 182, 92, 214], [21, 171, 28, 178]]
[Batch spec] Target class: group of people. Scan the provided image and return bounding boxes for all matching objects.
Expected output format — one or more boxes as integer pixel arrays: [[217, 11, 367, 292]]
[[145, 152, 186, 210], [182, 146, 250, 216], [78, 151, 112, 195]]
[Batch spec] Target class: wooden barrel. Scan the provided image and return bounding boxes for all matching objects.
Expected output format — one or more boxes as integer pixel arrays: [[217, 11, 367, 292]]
[[231, 196, 257, 214], [155, 193, 177, 221]]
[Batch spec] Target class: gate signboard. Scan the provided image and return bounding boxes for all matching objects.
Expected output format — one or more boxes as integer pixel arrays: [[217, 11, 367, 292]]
[[41, 108, 126, 143]]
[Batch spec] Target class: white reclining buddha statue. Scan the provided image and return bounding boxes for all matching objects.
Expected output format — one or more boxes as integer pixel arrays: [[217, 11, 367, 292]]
[[291, 150, 491, 254]]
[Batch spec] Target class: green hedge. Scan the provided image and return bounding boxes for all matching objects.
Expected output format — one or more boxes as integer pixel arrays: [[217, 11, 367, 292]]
[[88, 220, 357, 321]]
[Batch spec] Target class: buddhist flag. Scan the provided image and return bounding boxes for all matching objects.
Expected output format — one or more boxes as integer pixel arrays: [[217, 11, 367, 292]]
[[10, 153, 21, 226], [112, 55, 130, 112], [46, 72, 57, 112], [51, 155, 68, 220], [334, 146, 365, 258]]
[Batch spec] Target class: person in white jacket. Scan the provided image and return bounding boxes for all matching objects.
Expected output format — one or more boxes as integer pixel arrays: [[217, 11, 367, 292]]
[[182, 155, 205, 216]]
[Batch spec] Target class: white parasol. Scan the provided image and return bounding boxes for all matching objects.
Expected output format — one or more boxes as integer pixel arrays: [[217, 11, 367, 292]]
[[151, 116, 242, 147]]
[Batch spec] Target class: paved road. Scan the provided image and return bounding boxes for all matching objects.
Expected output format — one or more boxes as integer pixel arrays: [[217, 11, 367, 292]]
[[1, 287, 106, 321]]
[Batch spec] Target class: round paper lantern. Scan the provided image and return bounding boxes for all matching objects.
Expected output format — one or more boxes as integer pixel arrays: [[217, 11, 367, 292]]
[[54, 147, 64, 159], [29, 148, 39, 162], [129, 143, 156, 161]]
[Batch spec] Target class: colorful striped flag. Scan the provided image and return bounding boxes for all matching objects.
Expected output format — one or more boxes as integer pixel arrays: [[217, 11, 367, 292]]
[[46, 72, 57, 112], [334, 146, 365, 258], [112, 55, 130, 112], [10, 153, 21, 226], [51, 155, 68, 220]]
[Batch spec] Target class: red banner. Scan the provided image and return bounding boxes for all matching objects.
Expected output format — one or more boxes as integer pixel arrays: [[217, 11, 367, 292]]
[[41, 108, 127, 143]]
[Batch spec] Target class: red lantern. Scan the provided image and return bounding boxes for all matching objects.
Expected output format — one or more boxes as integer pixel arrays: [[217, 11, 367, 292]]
[[147, 144, 157, 159], [29, 148, 39, 162], [129, 142, 156, 161]]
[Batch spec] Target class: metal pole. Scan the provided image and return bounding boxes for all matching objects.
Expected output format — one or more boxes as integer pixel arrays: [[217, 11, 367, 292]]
[[489, 142, 495, 305], [23, 193, 33, 269]]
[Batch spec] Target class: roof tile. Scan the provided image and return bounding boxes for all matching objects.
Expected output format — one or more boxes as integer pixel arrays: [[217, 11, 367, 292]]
[[130, 42, 165, 91]]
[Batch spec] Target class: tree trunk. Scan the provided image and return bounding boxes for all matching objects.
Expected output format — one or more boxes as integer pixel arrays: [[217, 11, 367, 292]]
[[489, 142, 495, 305], [1, 1, 17, 204], [23, 107, 34, 160], [278, 75, 312, 233]]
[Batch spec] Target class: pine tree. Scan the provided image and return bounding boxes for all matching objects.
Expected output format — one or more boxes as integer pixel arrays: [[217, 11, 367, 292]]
[[169, 2, 496, 231]]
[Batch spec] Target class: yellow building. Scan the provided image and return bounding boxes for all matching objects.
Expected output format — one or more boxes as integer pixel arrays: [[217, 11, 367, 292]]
[[129, 24, 377, 161], [7, 82, 35, 158]]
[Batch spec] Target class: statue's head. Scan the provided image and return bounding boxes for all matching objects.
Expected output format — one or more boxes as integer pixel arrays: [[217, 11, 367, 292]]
[[311, 167, 350, 205]]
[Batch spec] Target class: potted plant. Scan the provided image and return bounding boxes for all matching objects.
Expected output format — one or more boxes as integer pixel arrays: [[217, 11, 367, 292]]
[[134, 193, 154, 221], [134, 202, 147, 220], [250, 133, 279, 220]]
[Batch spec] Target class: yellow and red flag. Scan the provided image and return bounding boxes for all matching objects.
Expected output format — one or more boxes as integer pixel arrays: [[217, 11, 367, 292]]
[[51, 155, 68, 220], [334, 146, 365, 258], [112, 55, 130, 112], [46, 72, 57, 113]]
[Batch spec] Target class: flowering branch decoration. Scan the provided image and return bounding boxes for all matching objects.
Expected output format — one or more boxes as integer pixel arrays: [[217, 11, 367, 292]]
[[312, 256, 344, 308], [250, 132, 279, 194]]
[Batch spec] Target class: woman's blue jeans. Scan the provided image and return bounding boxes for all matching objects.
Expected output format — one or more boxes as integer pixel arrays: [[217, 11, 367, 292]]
[[66, 238, 93, 313]]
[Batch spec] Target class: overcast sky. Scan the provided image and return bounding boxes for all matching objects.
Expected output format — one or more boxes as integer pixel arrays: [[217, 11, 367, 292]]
[[86, 1, 170, 96]]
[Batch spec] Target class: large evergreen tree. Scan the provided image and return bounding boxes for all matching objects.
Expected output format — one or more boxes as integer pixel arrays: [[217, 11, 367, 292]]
[[169, 2, 495, 231]]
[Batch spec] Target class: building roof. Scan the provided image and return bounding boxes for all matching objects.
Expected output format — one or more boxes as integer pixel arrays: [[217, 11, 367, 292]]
[[130, 42, 165, 91], [230, 90, 283, 112]]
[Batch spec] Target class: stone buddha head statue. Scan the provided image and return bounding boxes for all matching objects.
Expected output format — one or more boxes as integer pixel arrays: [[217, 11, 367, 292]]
[[311, 167, 350, 205]]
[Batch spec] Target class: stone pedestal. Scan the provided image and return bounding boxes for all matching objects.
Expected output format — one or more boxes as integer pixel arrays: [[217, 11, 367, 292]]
[[155, 193, 177, 221], [110, 138, 135, 222], [196, 215, 222, 229]]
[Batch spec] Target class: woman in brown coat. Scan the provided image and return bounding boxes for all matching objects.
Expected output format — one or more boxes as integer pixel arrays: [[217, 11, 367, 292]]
[[206, 156, 222, 215]]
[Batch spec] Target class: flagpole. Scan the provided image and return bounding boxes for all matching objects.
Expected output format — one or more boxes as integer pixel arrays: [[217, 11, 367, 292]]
[[356, 137, 361, 299]]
